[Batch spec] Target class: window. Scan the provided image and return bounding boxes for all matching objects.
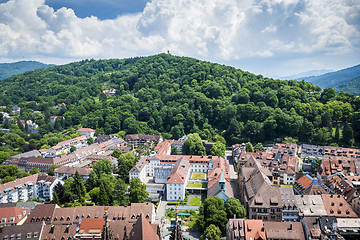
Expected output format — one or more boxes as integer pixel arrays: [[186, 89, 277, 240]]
[[1, 218, 6, 223], [26, 234, 31, 239], [16, 235, 21, 239]]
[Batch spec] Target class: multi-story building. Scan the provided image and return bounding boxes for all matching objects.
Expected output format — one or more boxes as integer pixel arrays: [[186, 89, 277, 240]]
[[129, 154, 229, 201], [125, 134, 162, 148], [0, 173, 63, 203], [54, 166, 92, 181], [76, 128, 96, 138], [166, 157, 190, 201], [0, 207, 30, 226]]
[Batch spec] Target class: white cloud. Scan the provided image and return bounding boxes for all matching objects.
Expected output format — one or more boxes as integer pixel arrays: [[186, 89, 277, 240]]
[[0, 0, 359, 74]]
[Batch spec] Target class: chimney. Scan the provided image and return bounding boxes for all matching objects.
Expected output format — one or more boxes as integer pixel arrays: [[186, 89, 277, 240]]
[[233, 214, 236, 219]]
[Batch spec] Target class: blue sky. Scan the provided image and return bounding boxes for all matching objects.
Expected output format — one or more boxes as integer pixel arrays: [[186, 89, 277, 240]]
[[44, 0, 151, 19], [0, 0, 359, 77]]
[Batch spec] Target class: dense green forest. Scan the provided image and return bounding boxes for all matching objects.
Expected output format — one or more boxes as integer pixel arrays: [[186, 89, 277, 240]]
[[0, 54, 359, 157], [0, 61, 53, 80]]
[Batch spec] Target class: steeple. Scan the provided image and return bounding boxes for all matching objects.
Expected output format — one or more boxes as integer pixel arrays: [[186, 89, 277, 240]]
[[101, 207, 114, 240], [170, 208, 184, 240]]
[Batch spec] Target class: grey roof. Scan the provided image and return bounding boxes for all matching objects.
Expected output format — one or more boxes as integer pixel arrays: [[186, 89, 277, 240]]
[[10, 150, 40, 159], [207, 180, 234, 199], [294, 195, 327, 217]]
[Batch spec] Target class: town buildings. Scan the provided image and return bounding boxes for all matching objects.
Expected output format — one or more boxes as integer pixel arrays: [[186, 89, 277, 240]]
[[0, 173, 63, 203]]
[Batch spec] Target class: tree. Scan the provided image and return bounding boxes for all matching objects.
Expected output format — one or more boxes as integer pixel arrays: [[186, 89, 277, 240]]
[[342, 122, 354, 146], [51, 191, 61, 205], [224, 197, 246, 219], [245, 142, 254, 152], [29, 168, 41, 175], [112, 148, 122, 158], [98, 182, 110, 206], [71, 171, 86, 201], [87, 137, 94, 145], [171, 146, 179, 155], [93, 159, 113, 176], [70, 145, 76, 152], [113, 178, 129, 206], [47, 164, 59, 176], [197, 196, 228, 232], [129, 178, 149, 203], [0, 165, 19, 179], [334, 125, 340, 142], [253, 143, 265, 152], [118, 152, 137, 182], [321, 113, 332, 131], [200, 224, 221, 240], [210, 141, 226, 157], [183, 133, 206, 155], [89, 187, 100, 204], [54, 181, 66, 204]]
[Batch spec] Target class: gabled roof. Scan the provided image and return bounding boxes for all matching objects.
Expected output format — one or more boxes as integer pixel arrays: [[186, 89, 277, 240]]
[[166, 157, 190, 184], [54, 166, 92, 176], [128, 213, 159, 240], [0, 207, 30, 224]]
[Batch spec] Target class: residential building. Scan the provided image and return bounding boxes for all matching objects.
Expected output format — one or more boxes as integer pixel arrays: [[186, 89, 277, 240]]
[[318, 217, 337, 240], [321, 194, 358, 218], [280, 187, 299, 222], [166, 157, 190, 201], [0, 173, 63, 203], [25, 203, 156, 225], [0, 207, 30, 226], [103, 88, 116, 96], [337, 218, 360, 239], [301, 217, 321, 240], [294, 195, 327, 217], [325, 173, 357, 202], [293, 174, 327, 195], [351, 197, 360, 217], [10, 106, 20, 115], [41, 224, 77, 240], [244, 219, 266, 240], [76, 128, 96, 138], [126, 134, 162, 147], [49, 116, 62, 125], [300, 144, 323, 160], [239, 155, 294, 221], [0, 224, 43, 240], [207, 172, 234, 203], [263, 221, 305, 240], [54, 166, 92, 181], [227, 218, 245, 240], [129, 157, 147, 183]]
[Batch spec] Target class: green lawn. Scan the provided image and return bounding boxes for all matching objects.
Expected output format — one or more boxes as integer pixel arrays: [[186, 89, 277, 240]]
[[191, 172, 206, 180], [189, 197, 201, 206], [281, 184, 293, 187], [187, 182, 207, 188]]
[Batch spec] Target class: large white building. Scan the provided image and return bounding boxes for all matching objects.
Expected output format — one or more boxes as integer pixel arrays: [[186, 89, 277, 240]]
[[0, 173, 63, 203], [129, 154, 230, 201]]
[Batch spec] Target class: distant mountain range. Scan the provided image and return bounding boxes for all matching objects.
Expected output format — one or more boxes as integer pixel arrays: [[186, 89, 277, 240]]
[[275, 69, 332, 80], [295, 64, 360, 95], [0, 61, 54, 80]]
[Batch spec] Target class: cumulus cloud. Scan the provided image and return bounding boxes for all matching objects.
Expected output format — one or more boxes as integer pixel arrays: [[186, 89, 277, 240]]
[[0, 0, 359, 68]]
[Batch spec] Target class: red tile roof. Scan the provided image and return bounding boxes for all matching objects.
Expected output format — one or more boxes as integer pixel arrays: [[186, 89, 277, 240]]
[[0, 207, 30, 225], [76, 128, 95, 132]]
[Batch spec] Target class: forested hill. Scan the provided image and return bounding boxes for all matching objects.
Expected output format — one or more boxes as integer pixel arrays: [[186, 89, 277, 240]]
[[0, 54, 359, 146], [0, 61, 54, 80]]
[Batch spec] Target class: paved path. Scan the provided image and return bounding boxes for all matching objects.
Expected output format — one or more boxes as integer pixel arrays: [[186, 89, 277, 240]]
[[155, 200, 168, 224]]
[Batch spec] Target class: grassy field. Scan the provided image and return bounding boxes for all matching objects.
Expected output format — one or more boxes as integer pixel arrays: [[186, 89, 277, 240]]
[[191, 172, 206, 179], [189, 197, 201, 206], [281, 184, 293, 187], [187, 182, 207, 188]]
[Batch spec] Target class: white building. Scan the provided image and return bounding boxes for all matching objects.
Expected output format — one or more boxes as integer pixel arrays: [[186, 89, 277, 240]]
[[76, 128, 96, 138], [166, 157, 190, 201], [129, 157, 147, 183], [0, 173, 63, 203]]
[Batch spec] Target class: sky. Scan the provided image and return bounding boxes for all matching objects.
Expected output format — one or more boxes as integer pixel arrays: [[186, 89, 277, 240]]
[[0, 0, 359, 77]]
